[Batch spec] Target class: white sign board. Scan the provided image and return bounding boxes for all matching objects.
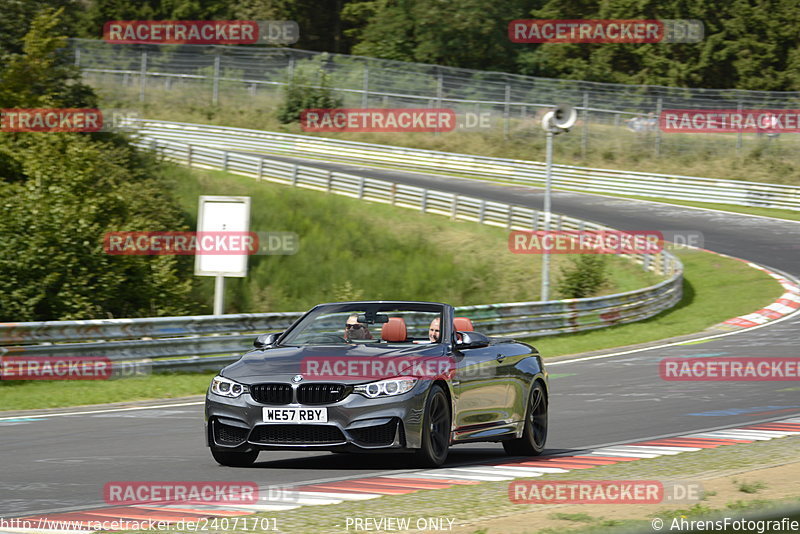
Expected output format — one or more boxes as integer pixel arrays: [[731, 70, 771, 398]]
[[194, 196, 250, 277]]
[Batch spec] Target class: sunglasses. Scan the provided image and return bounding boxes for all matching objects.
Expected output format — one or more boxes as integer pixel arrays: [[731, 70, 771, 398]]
[[346, 323, 365, 330]]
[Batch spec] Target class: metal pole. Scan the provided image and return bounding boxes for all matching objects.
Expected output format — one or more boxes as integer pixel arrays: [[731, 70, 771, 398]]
[[581, 92, 589, 159], [503, 81, 510, 139], [213, 275, 225, 315], [541, 131, 554, 301], [362, 64, 369, 108], [655, 97, 663, 156], [139, 51, 147, 104], [212, 54, 221, 106], [736, 100, 743, 151]]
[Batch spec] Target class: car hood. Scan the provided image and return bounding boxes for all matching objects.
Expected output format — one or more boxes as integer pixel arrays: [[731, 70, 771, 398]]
[[221, 343, 449, 384]]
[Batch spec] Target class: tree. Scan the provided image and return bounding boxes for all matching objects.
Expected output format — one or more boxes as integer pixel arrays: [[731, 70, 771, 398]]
[[0, 9, 197, 321]]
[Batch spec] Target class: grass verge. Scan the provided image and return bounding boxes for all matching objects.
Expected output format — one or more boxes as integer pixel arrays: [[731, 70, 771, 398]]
[[526, 247, 785, 357], [122, 435, 800, 534], [0, 372, 214, 411], [170, 166, 660, 312]]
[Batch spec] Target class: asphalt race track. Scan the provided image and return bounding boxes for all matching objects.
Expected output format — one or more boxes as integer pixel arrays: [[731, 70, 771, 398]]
[[1, 156, 799, 519]]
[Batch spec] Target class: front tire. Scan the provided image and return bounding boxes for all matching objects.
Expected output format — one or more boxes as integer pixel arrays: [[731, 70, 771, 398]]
[[414, 384, 451, 467], [503, 380, 547, 456], [211, 449, 259, 467]]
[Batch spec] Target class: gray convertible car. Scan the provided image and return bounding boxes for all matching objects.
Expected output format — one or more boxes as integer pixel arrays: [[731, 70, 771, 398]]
[[205, 301, 548, 467]]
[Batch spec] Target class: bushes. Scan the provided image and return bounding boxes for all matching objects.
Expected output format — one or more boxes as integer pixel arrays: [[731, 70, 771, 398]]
[[276, 72, 343, 124], [557, 255, 609, 299]]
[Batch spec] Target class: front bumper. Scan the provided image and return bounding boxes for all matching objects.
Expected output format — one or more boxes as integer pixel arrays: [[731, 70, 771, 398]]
[[205, 382, 430, 452]]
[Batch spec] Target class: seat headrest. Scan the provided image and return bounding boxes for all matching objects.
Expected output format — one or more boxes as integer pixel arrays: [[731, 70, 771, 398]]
[[381, 317, 407, 342], [454, 317, 474, 332]]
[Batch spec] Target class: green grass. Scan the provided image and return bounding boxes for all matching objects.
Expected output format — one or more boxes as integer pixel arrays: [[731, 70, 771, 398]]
[[548, 513, 595, 523], [528, 247, 784, 357], [170, 166, 660, 313], [736, 480, 767, 494], [0, 372, 214, 411]]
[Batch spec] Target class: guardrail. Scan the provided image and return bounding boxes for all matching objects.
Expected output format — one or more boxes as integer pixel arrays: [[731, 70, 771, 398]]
[[0, 135, 682, 373], [131, 120, 800, 211]]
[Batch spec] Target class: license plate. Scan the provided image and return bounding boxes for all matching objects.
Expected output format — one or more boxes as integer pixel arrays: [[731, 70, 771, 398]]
[[262, 407, 328, 423]]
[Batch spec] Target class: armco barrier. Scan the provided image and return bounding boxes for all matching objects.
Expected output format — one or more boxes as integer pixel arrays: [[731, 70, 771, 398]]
[[130, 120, 800, 211], [0, 134, 682, 373]]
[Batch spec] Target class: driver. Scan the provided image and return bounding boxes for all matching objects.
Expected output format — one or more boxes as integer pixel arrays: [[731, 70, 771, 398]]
[[344, 314, 372, 341]]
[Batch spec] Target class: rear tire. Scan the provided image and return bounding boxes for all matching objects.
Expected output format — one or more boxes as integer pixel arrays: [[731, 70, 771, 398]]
[[211, 449, 259, 467], [414, 385, 451, 468], [503, 381, 547, 456]]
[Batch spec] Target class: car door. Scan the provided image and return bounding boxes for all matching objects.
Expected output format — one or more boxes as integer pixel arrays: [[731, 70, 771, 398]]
[[451, 342, 513, 440]]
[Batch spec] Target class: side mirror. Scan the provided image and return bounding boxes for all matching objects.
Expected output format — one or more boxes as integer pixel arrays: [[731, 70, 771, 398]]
[[456, 331, 490, 349], [254, 332, 281, 350]]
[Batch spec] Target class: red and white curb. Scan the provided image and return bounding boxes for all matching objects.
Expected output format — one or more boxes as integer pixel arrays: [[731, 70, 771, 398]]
[[722, 263, 800, 328], [5, 417, 799, 533]]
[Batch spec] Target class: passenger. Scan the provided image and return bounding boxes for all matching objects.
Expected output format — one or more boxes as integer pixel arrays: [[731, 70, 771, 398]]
[[428, 318, 441, 342]]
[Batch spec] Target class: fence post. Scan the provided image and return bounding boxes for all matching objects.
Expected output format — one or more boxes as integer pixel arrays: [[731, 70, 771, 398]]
[[362, 63, 369, 108], [291, 165, 298, 185], [435, 71, 443, 136], [326, 170, 333, 192], [421, 190, 428, 212], [736, 99, 743, 151], [257, 158, 264, 180], [478, 200, 486, 224], [187, 145, 192, 168], [139, 51, 147, 104], [74, 46, 81, 67], [358, 176, 365, 199], [222, 150, 228, 171], [212, 54, 221, 106], [655, 97, 663, 156], [581, 92, 589, 159], [451, 195, 458, 219], [503, 81, 511, 139]]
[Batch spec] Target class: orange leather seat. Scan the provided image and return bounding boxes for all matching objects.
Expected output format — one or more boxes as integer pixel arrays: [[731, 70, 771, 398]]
[[381, 317, 407, 342], [453, 317, 474, 332]]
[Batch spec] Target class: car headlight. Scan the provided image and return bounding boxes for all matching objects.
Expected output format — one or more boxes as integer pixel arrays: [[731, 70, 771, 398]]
[[210, 375, 249, 398], [354, 377, 417, 398]]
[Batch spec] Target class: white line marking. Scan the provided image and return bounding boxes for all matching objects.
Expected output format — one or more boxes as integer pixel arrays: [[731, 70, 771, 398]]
[[0, 402, 203, 421]]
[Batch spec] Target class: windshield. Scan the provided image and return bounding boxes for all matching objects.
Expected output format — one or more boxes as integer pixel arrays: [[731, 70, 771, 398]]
[[279, 303, 444, 346]]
